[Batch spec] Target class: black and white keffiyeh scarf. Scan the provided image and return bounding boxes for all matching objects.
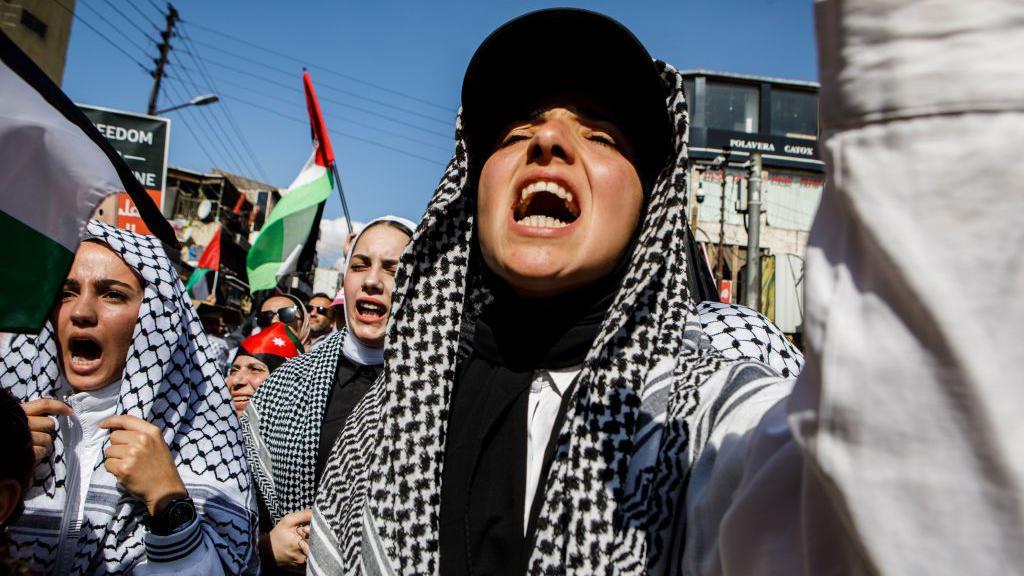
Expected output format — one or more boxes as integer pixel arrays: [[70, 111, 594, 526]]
[[0, 221, 257, 574], [240, 329, 346, 524], [308, 62, 800, 574]]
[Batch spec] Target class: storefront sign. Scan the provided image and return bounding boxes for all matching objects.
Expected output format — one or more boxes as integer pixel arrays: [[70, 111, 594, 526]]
[[79, 104, 170, 235], [705, 128, 819, 162]]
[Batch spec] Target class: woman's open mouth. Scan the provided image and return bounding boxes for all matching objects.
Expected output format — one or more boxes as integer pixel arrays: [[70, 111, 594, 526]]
[[513, 180, 580, 228], [355, 299, 388, 324], [232, 395, 251, 412], [68, 336, 104, 375]]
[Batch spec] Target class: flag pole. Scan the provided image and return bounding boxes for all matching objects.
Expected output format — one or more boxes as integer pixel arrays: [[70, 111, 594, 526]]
[[330, 162, 354, 236], [211, 180, 223, 302]]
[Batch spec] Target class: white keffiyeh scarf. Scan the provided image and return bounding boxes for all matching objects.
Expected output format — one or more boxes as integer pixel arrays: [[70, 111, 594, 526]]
[[308, 62, 801, 575], [0, 221, 258, 574]]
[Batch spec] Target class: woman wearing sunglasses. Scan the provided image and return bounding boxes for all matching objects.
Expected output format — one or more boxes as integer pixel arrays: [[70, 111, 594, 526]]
[[256, 293, 310, 350], [239, 216, 415, 573]]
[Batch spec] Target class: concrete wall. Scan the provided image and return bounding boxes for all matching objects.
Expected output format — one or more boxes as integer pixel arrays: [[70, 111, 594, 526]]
[[1, 0, 75, 85]]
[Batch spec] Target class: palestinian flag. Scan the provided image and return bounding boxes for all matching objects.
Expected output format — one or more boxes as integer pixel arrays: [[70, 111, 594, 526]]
[[238, 322, 303, 371], [0, 31, 174, 332], [186, 227, 221, 300], [246, 70, 335, 292]]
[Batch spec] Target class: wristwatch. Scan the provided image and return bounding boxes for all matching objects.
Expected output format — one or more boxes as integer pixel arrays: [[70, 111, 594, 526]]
[[147, 496, 197, 536]]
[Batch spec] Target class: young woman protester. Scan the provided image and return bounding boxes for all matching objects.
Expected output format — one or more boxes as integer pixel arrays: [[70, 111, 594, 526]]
[[307, 9, 802, 575], [239, 216, 415, 572], [0, 221, 257, 575]]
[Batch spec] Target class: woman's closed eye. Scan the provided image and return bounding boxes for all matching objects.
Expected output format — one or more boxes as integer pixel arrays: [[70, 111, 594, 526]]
[[499, 130, 531, 148]]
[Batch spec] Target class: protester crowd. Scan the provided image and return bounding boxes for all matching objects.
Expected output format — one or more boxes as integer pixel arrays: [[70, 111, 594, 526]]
[[2, 2, 1021, 574]]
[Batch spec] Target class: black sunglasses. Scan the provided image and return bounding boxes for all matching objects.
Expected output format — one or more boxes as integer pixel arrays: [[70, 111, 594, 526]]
[[256, 305, 301, 328], [308, 305, 331, 316]]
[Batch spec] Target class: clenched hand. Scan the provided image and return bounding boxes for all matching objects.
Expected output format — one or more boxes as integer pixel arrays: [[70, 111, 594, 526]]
[[100, 415, 187, 516], [21, 398, 73, 468]]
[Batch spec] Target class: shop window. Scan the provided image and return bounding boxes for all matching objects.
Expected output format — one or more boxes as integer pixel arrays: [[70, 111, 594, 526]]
[[20, 8, 47, 40], [771, 88, 818, 139], [706, 81, 759, 133]]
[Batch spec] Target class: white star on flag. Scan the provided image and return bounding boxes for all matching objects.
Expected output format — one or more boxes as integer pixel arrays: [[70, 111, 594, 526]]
[[272, 337, 286, 347]]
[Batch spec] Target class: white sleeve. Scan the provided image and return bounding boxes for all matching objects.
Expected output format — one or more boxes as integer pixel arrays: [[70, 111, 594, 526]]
[[132, 516, 228, 576], [681, 366, 794, 576], [712, 1, 1024, 574]]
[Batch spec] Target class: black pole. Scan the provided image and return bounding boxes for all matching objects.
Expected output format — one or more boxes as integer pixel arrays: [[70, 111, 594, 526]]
[[147, 4, 178, 116]]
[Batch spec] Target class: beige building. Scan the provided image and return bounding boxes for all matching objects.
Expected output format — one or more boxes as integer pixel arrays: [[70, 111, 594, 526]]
[[1, 0, 75, 85]]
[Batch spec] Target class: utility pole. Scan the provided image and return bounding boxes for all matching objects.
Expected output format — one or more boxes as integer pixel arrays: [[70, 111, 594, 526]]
[[743, 153, 764, 309], [689, 168, 700, 239], [716, 167, 727, 284], [147, 4, 179, 116]]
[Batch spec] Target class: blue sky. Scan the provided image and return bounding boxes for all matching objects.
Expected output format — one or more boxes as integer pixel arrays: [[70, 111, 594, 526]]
[[61, 0, 817, 265]]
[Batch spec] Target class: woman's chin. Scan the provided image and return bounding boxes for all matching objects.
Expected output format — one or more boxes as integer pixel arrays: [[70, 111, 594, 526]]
[[65, 372, 118, 392], [232, 398, 250, 413], [351, 324, 386, 349], [64, 358, 120, 391]]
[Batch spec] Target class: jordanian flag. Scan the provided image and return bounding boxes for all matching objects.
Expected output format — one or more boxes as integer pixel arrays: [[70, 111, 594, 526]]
[[0, 31, 174, 332], [246, 70, 336, 291]]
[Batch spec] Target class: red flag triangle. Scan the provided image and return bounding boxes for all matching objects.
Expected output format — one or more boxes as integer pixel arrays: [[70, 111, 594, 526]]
[[303, 70, 335, 168]]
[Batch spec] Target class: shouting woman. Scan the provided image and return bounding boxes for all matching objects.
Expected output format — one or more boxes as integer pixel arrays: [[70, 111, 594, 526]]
[[0, 221, 257, 575], [308, 9, 800, 575], [240, 216, 414, 572]]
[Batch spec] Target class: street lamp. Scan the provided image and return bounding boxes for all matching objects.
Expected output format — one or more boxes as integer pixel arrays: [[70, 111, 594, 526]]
[[155, 94, 219, 115]]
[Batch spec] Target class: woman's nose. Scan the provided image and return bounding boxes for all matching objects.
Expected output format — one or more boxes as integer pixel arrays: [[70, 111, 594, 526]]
[[69, 295, 97, 326], [362, 268, 384, 292], [528, 118, 575, 165]]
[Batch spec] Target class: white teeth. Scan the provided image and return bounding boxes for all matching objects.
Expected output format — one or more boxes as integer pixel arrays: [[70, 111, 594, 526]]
[[520, 180, 574, 205], [519, 215, 568, 228]]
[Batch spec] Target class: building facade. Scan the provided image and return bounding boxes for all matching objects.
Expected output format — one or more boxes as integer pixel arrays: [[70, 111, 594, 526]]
[[1, 0, 74, 84], [683, 70, 823, 336], [165, 167, 281, 313]]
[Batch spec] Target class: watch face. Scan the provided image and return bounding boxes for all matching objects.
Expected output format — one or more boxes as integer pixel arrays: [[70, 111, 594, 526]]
[[167, 499, 196, 531]]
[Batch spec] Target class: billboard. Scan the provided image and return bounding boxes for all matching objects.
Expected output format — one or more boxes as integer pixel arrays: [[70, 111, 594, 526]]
[[78, 104, 170, 235]]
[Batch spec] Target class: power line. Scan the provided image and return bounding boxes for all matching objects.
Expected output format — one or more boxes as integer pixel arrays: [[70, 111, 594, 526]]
[[163, 79, 228, 170], [93, 0, 159, 44], [75, 0, 155, 59], [145, 0, 165, 17], [184, 35, 453, 126], [160, 84, 217, 170], [208, 76, 452, 153], [46, 0, 152, 73], [165, 77, 247, 175], [125, 0, 162, 31], [226, 94, 447, 167], [182, 18, 455, 114], [196, 55, 453, 140], [168, 56, 259, 177], [165, 74, 248, 174], [166, 67, 251, 176], [174, 25, 270, 181]]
